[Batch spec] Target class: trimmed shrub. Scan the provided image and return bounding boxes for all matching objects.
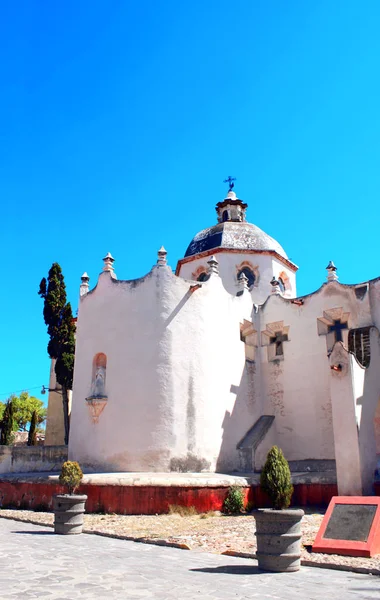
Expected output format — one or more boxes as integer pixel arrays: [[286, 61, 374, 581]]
[[223, 486, 245, 514], [59, 461, 83, 495], [260, 446, 293, 510]]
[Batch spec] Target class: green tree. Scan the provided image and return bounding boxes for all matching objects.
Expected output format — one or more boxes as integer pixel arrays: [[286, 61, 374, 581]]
[[27, 410, 38, 446], [11, 392, 47, 432], [0, 399, 15, 445], [39, 263, 76, 444], [260, 446, 294, 510], [0, 402, 5, 422]]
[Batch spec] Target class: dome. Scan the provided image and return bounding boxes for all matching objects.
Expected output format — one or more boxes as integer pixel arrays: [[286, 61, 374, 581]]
[[184, 221, 288, 259]]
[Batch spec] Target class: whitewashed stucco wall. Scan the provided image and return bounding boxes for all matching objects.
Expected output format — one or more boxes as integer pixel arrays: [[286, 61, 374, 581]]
[[256, 281, 372, 465], [69, 265, 255, 472], [68, 256, 380, 492]]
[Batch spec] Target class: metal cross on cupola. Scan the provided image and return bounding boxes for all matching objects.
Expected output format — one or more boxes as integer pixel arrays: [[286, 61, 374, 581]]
[[328, 319, 348, 343], [223, 176, 236, 191]]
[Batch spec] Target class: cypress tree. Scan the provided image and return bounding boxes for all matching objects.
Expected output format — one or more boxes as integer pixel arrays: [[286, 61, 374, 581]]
[[260, 446, 294, 510], [0, 399, 14, 445], [38, 263, 75, 445], [27, 410, 38, 446]]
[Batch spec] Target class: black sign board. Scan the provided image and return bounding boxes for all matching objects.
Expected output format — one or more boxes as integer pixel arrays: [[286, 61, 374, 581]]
[[324, 503, 377, 542]]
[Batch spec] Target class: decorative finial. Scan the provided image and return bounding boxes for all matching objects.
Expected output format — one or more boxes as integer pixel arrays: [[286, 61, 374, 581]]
[[326, 261, 338, 282], [80, 272, 90, 297], [157, 246, 167, 266], [237, 271, 249, 295], [223, 175, 236, 191], [102, 252, 115, 272], [270, 276, 281, 294], [207, 255, 219, 275]]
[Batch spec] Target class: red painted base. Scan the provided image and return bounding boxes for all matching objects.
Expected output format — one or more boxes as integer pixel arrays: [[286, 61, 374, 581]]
[[0, 480, 338, 515], [312, 496, 380, 558]]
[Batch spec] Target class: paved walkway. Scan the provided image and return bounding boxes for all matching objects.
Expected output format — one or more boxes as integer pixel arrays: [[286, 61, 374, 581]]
[[0, 518, 378, 599]]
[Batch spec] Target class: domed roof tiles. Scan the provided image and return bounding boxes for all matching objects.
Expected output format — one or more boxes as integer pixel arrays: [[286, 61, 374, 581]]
[[184, 221, 288, 259]]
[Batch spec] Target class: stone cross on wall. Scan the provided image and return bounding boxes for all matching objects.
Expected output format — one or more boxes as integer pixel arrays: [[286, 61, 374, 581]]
[[270, 331, 289, 356], [317, 307, 350, 353], [261, 321, 290, 361], [328, 319, 348, 343]]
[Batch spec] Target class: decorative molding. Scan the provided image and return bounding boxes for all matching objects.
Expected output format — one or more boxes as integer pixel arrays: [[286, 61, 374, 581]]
[[240, 320, 258, 362], [86, 397, 108, 424], [175, 248, 298, 276]]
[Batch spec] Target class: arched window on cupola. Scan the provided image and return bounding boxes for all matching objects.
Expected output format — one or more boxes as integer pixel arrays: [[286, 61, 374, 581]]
[[197, 272, 209, 282], [222, 210, 229, 222], [278, 271, 291, 294], [91, 353, 107, 399], [237, 267, 255, 289]]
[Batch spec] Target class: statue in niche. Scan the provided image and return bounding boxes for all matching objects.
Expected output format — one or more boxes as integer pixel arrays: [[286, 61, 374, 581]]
[[92, 365, 107, 398]]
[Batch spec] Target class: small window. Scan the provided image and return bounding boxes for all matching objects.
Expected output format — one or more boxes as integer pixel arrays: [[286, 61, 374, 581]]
[[278, 277, 285, 293], [237, 267, 255, 288], [348, 327, 371, 368], [222, 210, 229, 222], [197, 272, 209, 282]]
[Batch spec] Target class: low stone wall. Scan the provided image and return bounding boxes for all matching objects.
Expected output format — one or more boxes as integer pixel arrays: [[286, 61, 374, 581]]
[[0, 446, 67, 474], [0, 475, 339, 514]]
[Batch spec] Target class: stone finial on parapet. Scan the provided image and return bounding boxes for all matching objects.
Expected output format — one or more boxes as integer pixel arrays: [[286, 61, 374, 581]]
[[237, 271, 249, 296], [102, 252, 117, 278], [80, 272, 90, 297], [270, 277, 281, 294], [326, 260, 338, 282], [207, 255, 219, 275], [157, 246, 168, 267]]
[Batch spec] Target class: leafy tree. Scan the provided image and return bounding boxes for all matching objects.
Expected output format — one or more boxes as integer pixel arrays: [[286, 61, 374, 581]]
[[27, 410, 38, 446], [0, 402, 5, 422], [0, 399, 15, 445], [39, 263, 76, 444], [11, 392, 47, 431]]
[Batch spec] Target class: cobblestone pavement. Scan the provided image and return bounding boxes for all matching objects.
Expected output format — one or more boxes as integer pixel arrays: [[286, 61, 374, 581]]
[[0, 519, 378, 600]]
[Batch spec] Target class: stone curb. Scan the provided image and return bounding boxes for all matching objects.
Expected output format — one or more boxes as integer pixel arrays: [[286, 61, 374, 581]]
[[0, 514, 378, 575]]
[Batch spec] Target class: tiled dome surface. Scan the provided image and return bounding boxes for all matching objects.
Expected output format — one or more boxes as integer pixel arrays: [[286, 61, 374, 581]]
[[184, 221, 287, 259]]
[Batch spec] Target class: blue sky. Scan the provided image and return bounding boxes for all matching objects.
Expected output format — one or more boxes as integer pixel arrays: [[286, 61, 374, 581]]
[[1, 1, 380, 402]]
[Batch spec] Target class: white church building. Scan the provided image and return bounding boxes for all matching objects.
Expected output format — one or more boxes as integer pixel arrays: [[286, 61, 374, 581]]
[[48, 184, 380, 496]]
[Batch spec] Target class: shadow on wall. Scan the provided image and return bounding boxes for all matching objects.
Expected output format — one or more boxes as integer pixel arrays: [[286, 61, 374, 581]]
[[357, 327, 380, 493], [215, 360, 260, 473]]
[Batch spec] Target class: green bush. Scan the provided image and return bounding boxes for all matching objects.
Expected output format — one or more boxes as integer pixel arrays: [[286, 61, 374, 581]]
[[59, 461, 83, 495], [223, 486, 245, 514], [260, 446, 293, 510]]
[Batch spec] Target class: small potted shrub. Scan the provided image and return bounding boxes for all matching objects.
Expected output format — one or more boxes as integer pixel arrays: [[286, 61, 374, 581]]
[[254, 446, 304, 572], [53, 461, 87, 534]]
